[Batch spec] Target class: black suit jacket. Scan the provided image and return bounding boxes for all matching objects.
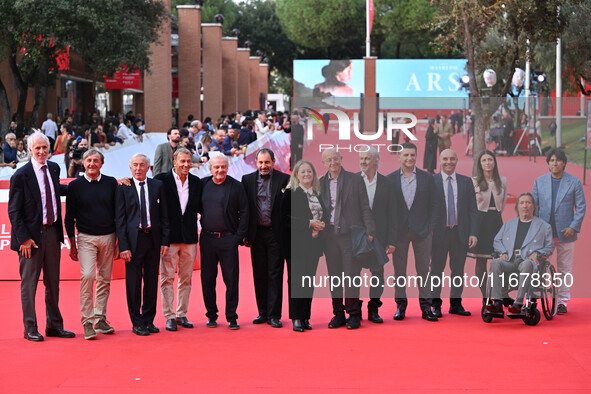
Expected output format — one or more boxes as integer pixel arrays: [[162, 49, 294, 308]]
[[432, 172, 478, 244], [357, 172, 397, 247], [387, 167, 440, 241], [200, 175, 249, 241], [115, 178, 170, 254], [319, 168, 376, 237], [8, 160, 67, 255], [154, 170, 203, 244], [242, 169, 290, 244]]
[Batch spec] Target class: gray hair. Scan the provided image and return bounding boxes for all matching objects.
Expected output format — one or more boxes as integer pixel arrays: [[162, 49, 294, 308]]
[[359, 146, 380, 164], [27, 132, 50, 152], [129, 153, 150, 167], [208, 151, 229, 169], [515, 192, 538, 216], [83, 148, 104, 163], [47, 113, 53, 119], [174, 147, 192, 160]]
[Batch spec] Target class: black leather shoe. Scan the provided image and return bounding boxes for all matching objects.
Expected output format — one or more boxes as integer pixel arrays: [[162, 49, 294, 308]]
[[24, 329, 44, 342], [252, 315, 267, 324], [206, 318, 217, 328], [394, 306, 406, 321], [303, 320, 312, 330], [503, 297, 515, 307], [146, 323, 159, 333], [432, 306, 443, 318], [367, 309, 383, 323], [292, 319, 304, 332], [268, 318, 283, 328], [422, 309, 438, 322], [177, 317, 194, 328], [486, 300, 503, 313], [449, 306, 471, 316], [132, 326, 150, 336], [229, 320, 240, 330], [45, 328, 75, 338], [328, 313, 346, 328], [166, 318, 178, 331], [346, 315, 361, 329]]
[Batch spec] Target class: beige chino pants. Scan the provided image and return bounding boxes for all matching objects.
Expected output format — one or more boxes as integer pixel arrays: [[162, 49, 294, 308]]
[[160, 243, 198, 320]]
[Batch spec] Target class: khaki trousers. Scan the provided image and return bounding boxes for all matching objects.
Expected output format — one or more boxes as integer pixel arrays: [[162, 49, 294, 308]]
[[160, 243, 198, 320]]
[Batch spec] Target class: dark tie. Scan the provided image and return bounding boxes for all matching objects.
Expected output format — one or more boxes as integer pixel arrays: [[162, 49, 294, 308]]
[[139, 181, 148, 229], [41, 165, 55, 225], [447, 176, 456, 228]]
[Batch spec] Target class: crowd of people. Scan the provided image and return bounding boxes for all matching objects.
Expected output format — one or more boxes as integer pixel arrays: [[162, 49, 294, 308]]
[[7, 121, 586, 340]]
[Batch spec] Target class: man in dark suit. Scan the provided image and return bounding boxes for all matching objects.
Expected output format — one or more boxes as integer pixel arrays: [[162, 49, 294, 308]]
[[387, 142, 440, 322], [430, 149, 478, 317], [286, 114, 304, 170], [200, 152, 249, 330], [242, 149, 290, 328], [319, 148, 376, 330], [8, 132, 75, 341], [116, 153, 170, 336], [154, 148, 203, 331], [358, 148, 397, 323]]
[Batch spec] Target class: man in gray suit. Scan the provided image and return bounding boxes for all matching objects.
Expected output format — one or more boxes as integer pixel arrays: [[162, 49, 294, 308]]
[[532, 148, 586, 314], [487, 192, 553, 314], [153, 127, 181, 176]]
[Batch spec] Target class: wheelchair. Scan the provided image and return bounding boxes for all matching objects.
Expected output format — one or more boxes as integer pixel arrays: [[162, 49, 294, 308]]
[[481, 257, 557, 326]]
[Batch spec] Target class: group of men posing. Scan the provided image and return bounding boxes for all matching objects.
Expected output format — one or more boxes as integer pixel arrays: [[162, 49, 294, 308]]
[[8, 132, 585, 341]]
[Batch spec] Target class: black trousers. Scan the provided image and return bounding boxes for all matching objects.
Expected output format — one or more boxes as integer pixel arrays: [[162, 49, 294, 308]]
[[125, 230, 159, 327], [430, 226, 469, 308], [200, 234, 239, 321], [287, 255, 320, 320], [324, 231, 362, 317], [367, 265, 384, 311], [251, 226, 284, 319], [19, 225, 63, 331], [392, 232, 432, 311]]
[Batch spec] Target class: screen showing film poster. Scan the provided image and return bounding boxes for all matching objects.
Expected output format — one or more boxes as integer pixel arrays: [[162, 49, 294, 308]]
[[587, 100, 591, 149], [293, 59, 365, 98]]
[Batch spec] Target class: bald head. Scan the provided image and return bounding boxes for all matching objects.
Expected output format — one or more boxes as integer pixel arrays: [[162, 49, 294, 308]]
[[439, 149, 458, 175]]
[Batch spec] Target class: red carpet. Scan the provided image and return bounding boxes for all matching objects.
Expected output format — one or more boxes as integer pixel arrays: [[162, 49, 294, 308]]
[[1, 131, 591, 391]]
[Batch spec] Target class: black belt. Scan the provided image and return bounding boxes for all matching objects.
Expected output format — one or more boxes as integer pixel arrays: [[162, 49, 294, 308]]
[[42, 222, 56, 229], [203, 230, 233, 238], [140, 227, 152, 234]]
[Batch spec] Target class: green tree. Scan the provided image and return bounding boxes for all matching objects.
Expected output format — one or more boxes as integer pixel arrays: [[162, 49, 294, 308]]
[[432, 0, 567, 165], [0, 0, 168, 134]]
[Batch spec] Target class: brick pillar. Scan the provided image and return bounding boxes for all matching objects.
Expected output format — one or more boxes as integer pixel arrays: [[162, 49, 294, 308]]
[[177, 5, 201, 123], [248, 57, 260, 110], [363, 56, 377, 132], [202, 23, 223, 122], [236, 48, 250, 112], [258, 63, 268, 110], [221, 37, 238, 115], [144, 0, 172, 133]]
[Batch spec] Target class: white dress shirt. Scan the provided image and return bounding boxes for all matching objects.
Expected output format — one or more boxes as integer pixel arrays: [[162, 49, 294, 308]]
[[133, 177, 151, 227], [173, 169, 189, 214], [361, 171, 377, 209], [31, 159, 57, 225]]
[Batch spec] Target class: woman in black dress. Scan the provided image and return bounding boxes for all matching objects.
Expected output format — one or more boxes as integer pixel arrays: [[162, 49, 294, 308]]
[[280, 160, 329, 332], [467, 150, 507, 302], [423, 118, 437, 174]]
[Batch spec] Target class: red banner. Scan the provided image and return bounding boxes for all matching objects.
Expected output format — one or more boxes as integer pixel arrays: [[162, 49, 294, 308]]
[[105, 69, 141, 90]]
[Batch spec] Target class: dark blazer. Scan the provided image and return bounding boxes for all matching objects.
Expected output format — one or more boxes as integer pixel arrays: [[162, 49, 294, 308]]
[[432, 172, 478, 244], [154, 170, 203, 244], [357, 172, 397, 247], [280, 186, 330, 260], [319, 168, 376, 237], [8, 160, 67, 255], [201, 175, 249, 241], [115, 178, 170, 254], [242, 169, 290, 245], [387, 167, 440, 241]]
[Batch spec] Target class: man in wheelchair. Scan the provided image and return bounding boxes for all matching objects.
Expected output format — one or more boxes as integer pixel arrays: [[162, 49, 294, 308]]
[[487, 192, 553, 315]]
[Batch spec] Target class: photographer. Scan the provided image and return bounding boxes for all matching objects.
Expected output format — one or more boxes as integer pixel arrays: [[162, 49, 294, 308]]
[[68, 138, 88, 178]]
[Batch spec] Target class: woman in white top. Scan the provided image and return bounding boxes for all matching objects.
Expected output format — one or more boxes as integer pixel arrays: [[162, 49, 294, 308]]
[[467, 150, 507, 302]]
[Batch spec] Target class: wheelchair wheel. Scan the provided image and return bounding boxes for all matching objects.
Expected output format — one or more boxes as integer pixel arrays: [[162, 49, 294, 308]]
[[540, 262, 557, 320], [522, 308, 541, 326], [481, 305, 493, 323]]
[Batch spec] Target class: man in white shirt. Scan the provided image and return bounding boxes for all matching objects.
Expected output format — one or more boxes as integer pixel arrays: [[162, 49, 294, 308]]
[[41, 113, 58, 151], [117, 119, 136, 141], [254, 111, 274, 140]]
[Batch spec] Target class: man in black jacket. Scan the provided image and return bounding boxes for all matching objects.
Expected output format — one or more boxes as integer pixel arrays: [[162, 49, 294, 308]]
[[387, 142, 440, 322], [154, 148, 203, 331], [430, 149, 478, 317], [242, 149, 290, 328], [200, 152, 249, 330], [116, 153, 170, 336], [358, 148, 397, 323]]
